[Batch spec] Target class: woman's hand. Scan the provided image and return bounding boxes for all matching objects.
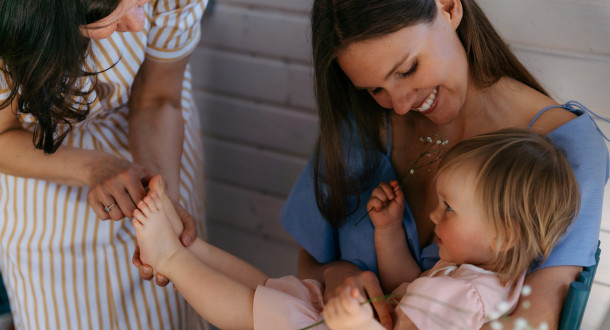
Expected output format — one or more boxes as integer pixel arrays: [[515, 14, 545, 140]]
[[323, 263, 393, 330], [132, 200, 199, 286], [86, 155, 153, 220]]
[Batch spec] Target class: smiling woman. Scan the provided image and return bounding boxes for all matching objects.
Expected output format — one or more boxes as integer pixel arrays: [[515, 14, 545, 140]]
[[280, 0, 609, 328], [0, 0, 208, 329]]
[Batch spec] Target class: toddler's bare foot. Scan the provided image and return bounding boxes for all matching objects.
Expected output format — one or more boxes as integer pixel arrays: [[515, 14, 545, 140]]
[[133, 192, 183, 272], [148, 175, 184, 235]]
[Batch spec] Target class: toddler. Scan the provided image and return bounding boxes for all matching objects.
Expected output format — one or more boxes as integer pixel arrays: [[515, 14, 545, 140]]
[[132, 128, 580, 329]]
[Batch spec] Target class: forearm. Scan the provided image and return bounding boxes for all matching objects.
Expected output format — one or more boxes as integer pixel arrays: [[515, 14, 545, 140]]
[[128, 101, 183, 200], [297, 248, 360, 284], [0, 128, 107, 186], [481, 265, 580, 329], [187, 238, 269, 289], [128, 57, 191, 201], [160, 247, 256, 329], [375, 225, 421, 292]]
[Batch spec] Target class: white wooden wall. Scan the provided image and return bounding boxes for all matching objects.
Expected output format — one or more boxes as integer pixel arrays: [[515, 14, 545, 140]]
[[191, 0, 610, 328]]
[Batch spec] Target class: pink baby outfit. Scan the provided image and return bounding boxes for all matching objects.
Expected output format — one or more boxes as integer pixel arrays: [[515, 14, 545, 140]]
[[392, 261, 524, 329], [252, 261, 524, 330]]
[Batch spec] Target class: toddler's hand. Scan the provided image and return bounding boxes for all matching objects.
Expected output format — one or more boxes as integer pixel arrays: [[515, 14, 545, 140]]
[[324, 286, 375, 330], [367, 180, 404, 229]]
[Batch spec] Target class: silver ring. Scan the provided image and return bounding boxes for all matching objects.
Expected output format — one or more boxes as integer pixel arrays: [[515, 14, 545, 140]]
[[104, 203, 116, 213]]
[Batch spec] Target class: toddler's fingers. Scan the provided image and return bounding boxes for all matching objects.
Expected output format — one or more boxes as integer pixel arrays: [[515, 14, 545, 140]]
[[369, 187, 389, 202], [366, 197, 384, 212], [340, 287, 360, 314], [377, 182, 395, 200]]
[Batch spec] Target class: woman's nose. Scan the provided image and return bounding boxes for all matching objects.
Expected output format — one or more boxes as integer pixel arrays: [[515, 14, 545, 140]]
[[385, 87, 417, 115], [429, 207, 440, 224], [116, 5, 147, 32]]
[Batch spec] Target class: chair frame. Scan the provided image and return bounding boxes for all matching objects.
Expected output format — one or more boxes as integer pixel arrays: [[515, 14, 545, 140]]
[[558, 241, 601, 330]]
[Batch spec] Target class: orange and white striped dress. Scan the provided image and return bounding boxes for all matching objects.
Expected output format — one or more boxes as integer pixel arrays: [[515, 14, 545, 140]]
[[0, 0, 207, 329]]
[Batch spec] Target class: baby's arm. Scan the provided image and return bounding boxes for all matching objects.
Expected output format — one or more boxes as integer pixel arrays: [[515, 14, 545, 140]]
[[324, 287, 386, 330], [368, 181, 421, 292]]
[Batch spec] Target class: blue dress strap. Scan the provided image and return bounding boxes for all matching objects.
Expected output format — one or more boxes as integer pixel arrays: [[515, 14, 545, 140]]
[[529, 101, 610, 141], [385, 111, 391, 157]]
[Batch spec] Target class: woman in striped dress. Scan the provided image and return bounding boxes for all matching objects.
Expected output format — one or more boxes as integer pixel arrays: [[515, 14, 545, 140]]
[[0, 0, 207, 329]]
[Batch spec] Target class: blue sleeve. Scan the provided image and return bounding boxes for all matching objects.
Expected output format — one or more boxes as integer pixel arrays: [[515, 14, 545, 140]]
[[540, 114, 609, 269], [280, 157, 338, 263]]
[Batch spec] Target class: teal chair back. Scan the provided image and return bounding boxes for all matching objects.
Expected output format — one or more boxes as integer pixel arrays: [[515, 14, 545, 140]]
[[558, 241, 601, 330]]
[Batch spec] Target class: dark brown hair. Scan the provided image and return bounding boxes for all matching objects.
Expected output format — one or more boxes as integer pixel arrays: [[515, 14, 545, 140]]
[[311, 0, 548, 226], [0, 0, 121, 153], [437, 128, 580, 284]]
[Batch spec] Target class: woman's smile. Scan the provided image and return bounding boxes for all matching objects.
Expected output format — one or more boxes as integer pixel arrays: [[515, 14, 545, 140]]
[[413, 86, 439, 114]]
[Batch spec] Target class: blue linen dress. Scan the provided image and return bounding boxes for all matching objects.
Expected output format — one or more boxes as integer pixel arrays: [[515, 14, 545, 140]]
[[281, 101, 609, 274]]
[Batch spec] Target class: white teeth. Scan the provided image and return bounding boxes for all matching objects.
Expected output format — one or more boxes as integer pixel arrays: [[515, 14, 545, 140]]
[[417, 87, 438, 112]]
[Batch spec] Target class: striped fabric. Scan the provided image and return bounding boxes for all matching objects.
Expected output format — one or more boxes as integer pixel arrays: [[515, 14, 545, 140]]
[[0, 0, 207, 329]]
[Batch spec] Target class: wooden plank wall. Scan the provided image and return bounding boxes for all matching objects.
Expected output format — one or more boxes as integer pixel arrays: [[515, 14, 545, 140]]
[[192, 0, 313, 278], [191, 0, 610, 328]]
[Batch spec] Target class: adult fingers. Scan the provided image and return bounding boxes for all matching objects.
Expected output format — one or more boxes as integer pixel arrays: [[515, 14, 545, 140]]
[[132, 246, 154, 281], [139, 264, 154, 281], [176, 204, 197, 247], [360, 271, 392, 329], [155, 273, 169, 287], [122, 167, 153, 217], [90, 196, 112, 220]]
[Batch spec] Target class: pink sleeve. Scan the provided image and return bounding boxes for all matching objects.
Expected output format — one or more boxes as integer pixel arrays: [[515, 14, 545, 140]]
[[253, 276, 328, 330], [393, 276, 485, 330]]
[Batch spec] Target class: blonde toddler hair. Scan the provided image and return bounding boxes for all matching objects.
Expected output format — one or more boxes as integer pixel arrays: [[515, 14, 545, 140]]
[[437, 128, 580, 284]]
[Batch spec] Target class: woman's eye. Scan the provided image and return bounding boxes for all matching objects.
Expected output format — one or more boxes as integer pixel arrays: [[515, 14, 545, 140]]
[[369, 87, 382, 95], [444, 201, 453, 212], [398, 61, 418, 78]]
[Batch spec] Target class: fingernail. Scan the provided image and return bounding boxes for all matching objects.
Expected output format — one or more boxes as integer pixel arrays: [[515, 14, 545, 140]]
[[142, 268, 151, 276], [182, 237, 191, 245]]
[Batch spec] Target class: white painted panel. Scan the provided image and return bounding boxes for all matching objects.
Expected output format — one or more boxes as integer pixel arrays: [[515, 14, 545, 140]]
[[190, 47, 316, 112], [195, 91, 318, 157], [582, 281, 610, 330], [478, 0, 610, 56], [207, 222, 299, 277], [215, 0, 312, 13], [205, 179, 296, 244], [201, 2, 311, 61], [513, 46, 610, 115], [203, 137, 308, 197]]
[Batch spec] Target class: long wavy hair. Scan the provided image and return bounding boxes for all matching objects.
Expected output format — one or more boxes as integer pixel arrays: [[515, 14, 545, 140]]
[[437, 129, 580, 285], [311, 0, 548, 227], [0, 0, 121, 154]]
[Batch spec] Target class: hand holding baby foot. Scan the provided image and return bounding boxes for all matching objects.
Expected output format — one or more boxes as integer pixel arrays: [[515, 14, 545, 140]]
[[323, 286, 378, 330], [132, 191, 184, 273], [367, 180, 404, 229]]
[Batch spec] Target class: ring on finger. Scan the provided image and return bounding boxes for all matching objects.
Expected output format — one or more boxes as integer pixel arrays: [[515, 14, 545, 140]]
[[104, 202, 117, 213]]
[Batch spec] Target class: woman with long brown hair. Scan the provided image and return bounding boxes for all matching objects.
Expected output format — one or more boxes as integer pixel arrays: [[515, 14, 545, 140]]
[[0, 0, 207, 328], [282, 0, 608, 328]]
